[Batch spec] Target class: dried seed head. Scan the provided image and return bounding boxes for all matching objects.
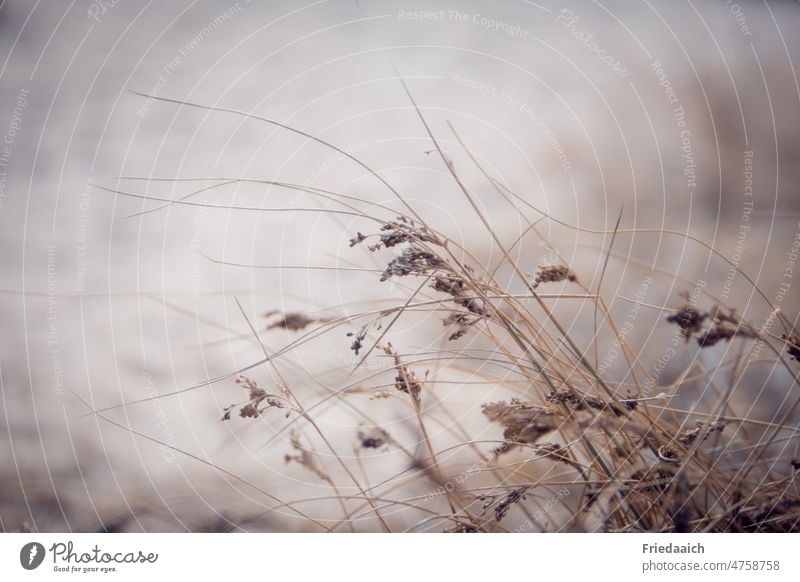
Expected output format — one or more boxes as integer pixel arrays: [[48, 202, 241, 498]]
[[432, 275, 488, 317], [432, 275, 465, 296], [357, 427, 390, 450], [623, 398, 639, 411], [491, 488, 527, 522], [348, 327, 367, 356], [666, 303, 707, 341], [380, 245, 446, 282], [350, 216, 443, 253], [265, 311, 319, 331], [383, 343, 423, 406], [349, 232, 367, 247], [546, 389, 625, 417], [697, 306, 758, 347], [530, 442, 581, 469], [781, 334, 800, 361], [374, 224, 410, 249], [667, 299, 758, 347], [677, 418, 727, 446], [657, 445, 681, 464], [532, 264, 577, 289], [284, 430, 331, 483], [221, 375, 285, 421], [697, 322, 739, 347], [442, 311, 478, 341], [482, 398, 559, 455], [455, 297, 488, 317]]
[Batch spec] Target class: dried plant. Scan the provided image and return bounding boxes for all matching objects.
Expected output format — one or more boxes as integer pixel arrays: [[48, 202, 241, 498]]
[[782, 334, 800, 361], [482, 399, 560, 456], [125, 92, 800, 534], [532, 264, 578, 289], [666, 302, 759, 347], [221, 375, 286, 421], [264, 310, 329, 331], [357, 427, 390, 450], [284, 430, 331, 484]]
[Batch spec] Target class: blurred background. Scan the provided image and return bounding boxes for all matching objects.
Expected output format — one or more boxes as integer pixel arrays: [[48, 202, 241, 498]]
[[1, 0, 799, 532]]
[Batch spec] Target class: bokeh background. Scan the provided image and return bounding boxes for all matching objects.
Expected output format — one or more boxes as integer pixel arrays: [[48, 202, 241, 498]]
[[1, 0, 799, 531]]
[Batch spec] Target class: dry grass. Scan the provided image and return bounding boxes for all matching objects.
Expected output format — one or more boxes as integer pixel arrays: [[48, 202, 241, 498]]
[[99, 90, 800, 533]]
